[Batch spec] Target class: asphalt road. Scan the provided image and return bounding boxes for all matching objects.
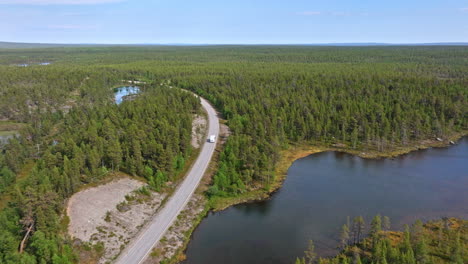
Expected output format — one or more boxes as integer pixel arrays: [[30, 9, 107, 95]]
[[115, 95, 219, 264]]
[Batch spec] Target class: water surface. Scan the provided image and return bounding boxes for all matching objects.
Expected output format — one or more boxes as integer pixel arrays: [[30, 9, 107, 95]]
[[114, 86, 140, 105], [183, 138, 468, 264]]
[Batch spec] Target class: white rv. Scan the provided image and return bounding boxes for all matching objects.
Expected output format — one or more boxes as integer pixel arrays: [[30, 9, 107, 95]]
[[209, 135, 216, 143]]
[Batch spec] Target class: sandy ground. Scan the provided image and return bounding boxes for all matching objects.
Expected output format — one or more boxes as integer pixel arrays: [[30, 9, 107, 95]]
[[191, 114, 207, 149], [67, 177, 167, 263]]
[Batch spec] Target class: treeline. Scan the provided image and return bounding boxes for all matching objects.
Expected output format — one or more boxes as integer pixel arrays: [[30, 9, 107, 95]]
[[0, 85, 199, 263], [2, 46, 468, 66], [296, 217, 467, 264], [172, 62, 467, 197]]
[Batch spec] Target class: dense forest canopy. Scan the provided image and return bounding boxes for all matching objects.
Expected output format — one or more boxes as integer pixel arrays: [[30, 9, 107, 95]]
[[0, 46, 466, 263]]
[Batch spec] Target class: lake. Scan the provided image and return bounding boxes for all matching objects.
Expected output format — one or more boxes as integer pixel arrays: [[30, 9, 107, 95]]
[[183, 138, 468, 264], [114, 86, 140, 105]]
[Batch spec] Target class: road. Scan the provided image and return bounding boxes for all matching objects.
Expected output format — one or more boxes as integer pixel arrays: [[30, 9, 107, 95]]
[[115, 95, 219, 264]]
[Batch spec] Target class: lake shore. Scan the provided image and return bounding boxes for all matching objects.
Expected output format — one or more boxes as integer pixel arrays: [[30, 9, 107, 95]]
[[181, 133, 468, 264], [161, 132, 467, 263], [209, 131, 467, 211]]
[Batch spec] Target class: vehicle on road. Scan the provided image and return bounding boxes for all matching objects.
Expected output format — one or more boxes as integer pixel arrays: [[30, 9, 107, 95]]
[[209, 135, 216, 143]]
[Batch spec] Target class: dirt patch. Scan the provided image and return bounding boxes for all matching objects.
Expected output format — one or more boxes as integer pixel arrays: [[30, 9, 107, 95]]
[[68, 178, 144, 241], [191, 114, 207, 149], [67, 177, 167, 263]]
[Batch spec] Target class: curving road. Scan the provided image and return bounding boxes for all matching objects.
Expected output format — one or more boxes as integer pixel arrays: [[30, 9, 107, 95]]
[[115, 95, 219, 264]]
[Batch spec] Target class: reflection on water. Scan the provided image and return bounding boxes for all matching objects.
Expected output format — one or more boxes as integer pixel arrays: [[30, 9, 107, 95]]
[[183, 138, 468, 264], [114, 86, 140, 105], [15, 62, 51, 67]]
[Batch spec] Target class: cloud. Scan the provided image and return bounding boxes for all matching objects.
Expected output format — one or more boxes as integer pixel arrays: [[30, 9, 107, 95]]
[[460, 8, 468, 12], [0, 0, 123, 5], [297, 11, 321, 16]]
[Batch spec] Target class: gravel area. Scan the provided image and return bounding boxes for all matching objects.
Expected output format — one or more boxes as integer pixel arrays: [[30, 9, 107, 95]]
[[67, 177, 167, 263]]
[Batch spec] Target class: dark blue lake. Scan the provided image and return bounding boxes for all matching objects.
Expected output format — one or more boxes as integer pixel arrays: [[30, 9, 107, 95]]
[[183, 138, 468, 264]]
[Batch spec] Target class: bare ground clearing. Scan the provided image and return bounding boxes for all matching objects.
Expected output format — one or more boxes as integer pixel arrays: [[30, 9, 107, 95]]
[[67, 177, 167, 263]]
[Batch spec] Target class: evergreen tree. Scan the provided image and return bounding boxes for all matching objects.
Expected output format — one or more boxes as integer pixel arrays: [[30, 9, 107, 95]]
[[382, 216, 391, 231], [340, 224, 350, 249], [304, 240, 317, 264]]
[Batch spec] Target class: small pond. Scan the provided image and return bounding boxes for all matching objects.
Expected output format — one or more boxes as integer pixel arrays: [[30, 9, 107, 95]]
[[15, 62, 51, 67], [114, 86, 140, 105], [183, 138, 468, 264]]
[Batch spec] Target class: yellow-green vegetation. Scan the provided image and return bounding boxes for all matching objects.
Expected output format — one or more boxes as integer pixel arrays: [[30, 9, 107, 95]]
[[295, 217, 467, 264], [209, 189, 268, 211], [0, 121, 25, 131]]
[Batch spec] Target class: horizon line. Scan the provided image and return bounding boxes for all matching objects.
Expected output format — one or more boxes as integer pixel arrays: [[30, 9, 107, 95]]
[[1, 41, 468, 46]]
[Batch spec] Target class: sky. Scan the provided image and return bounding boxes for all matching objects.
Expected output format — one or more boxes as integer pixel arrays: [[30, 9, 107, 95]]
[[0, 0, 467, 44]]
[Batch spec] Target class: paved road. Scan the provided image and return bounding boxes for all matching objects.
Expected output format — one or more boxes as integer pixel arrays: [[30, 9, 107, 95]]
[[115, 95, 219, 264]]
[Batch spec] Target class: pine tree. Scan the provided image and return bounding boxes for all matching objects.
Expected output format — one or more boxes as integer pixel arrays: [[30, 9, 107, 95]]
[[370, 215, 382, 246], [340, 224, 350, 249], [370, 215, 382, 236], [352, 246, 362, 264], [415, 238, 428, 264], [295, 257, 306, 264], [382, 216, 391, 231], [352, 216, 365, 244], [304, 240, 317, 264], [451, 231, 464, 264], [144, 166, 154, 181]]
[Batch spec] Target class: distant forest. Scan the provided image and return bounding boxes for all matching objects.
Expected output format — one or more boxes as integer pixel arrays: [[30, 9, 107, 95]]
[[0, 46, 467, 263]]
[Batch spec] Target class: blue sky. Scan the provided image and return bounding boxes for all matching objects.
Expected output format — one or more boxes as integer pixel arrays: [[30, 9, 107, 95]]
[[0, 0, 467, 44]]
